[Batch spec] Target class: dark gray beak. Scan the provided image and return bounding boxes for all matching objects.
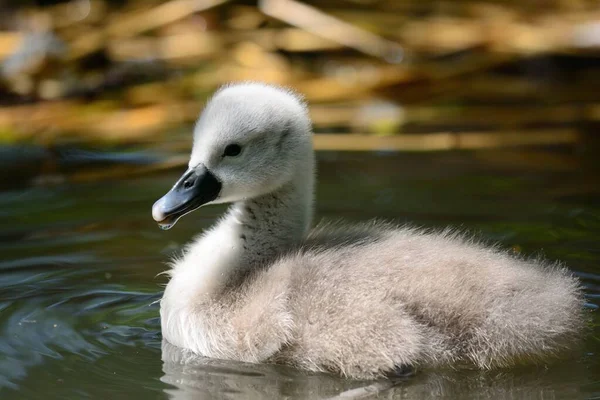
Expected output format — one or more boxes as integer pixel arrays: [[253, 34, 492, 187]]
[[152, 164, 221, 230]]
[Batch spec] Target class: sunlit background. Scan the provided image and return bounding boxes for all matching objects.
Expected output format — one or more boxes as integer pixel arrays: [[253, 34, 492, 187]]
[[1, 0, 599, 399]]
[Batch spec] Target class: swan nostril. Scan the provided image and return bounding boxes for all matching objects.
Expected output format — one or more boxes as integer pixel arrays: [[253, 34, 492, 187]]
[[183, 180, 194, 189]]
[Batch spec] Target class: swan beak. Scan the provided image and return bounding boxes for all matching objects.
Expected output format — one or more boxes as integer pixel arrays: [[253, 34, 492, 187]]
[[152, 165, 221, 230]]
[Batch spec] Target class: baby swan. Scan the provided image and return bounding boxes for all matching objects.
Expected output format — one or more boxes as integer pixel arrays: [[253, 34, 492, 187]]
[[152, 82, 584, 380]]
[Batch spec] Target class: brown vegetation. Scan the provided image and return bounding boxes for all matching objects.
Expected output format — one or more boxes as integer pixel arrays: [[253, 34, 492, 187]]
[[0, 0, 599, 151]]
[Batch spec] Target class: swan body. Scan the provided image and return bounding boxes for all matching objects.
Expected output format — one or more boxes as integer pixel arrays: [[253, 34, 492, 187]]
[[153, 82, 584, 380]]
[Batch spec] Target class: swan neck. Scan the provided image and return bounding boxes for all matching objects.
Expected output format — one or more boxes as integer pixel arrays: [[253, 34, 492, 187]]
[[230, 160, 314, 269], [175, 155, 314, 296]]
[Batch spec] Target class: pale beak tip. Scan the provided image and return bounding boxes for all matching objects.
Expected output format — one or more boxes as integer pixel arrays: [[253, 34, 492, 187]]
[[152, 198, 166, 222]]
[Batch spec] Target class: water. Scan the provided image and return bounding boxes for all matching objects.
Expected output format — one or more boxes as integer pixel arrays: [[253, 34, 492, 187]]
[[1, 148, 599, 399]]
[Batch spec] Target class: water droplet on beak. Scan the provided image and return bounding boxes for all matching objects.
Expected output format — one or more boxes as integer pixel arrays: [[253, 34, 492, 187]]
[[158, 222, 174, 230]]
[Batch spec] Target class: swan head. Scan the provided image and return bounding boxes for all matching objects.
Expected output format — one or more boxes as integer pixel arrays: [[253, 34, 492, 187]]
[[152, 82, 312, 229]]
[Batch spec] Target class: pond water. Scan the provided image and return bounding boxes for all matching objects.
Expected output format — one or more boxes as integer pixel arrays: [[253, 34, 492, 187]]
[[0, 147, 599, 399]]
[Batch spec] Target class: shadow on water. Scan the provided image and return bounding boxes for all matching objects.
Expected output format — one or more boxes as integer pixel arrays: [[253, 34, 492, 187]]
[[0, 147, 599, 399]]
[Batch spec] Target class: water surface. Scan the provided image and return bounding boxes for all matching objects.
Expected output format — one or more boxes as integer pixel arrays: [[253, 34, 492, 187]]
[[1, 148, 599, 399]]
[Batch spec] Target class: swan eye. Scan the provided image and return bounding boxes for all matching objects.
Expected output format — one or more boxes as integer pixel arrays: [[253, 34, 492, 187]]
[[223, 144, 242, 157]]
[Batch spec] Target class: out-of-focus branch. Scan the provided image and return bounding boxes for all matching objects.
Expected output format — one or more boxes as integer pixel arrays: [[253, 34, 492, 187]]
[[259, 0, 404, 63], [107, 0, 229, 37]]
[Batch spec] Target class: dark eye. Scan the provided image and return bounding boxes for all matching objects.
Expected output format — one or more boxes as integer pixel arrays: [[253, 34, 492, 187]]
[[223, 144, 242, 157]]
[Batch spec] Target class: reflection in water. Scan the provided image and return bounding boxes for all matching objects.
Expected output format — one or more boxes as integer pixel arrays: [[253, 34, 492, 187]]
[[0, 151, 599, 399], [161, 341, 589, 399], [161, 340, 349, 399]]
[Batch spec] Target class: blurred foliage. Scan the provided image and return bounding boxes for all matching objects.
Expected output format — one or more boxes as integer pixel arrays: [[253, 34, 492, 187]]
[[0, 0, 598, 152]]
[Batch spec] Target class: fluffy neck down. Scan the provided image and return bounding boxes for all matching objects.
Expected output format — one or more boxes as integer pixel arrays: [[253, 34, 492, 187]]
[[166, 156, 314, 300]]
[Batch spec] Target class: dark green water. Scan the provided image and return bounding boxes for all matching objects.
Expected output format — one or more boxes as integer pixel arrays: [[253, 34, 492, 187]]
[[1, 149, 599, 399]]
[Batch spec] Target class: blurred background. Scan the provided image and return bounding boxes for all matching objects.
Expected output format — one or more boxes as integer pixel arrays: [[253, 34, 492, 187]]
[[1, 0, 600, 399], [1, 0, 600, 160]]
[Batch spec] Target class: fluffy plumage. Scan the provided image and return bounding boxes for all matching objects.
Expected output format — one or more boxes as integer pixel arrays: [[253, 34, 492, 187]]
[[156, 82, 584, 380]]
